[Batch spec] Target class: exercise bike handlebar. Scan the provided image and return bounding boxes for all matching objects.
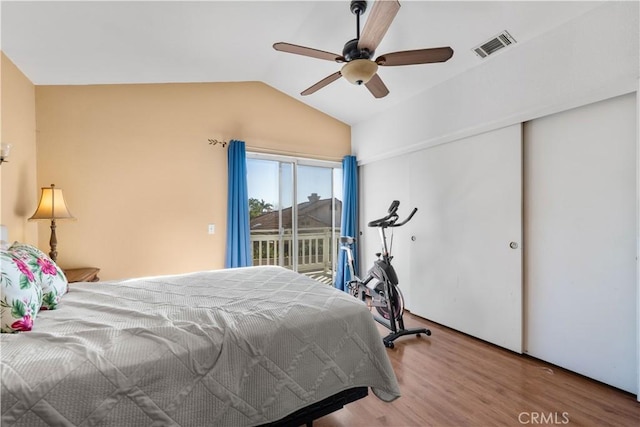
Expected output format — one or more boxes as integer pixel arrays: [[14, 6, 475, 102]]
[[367, 201, 418, 228], [392, 207, 418, 227], [367, 212, 397, 228]]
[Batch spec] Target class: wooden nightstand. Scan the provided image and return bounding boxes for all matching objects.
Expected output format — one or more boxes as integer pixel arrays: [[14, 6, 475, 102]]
[[64, 267, 100, 283]]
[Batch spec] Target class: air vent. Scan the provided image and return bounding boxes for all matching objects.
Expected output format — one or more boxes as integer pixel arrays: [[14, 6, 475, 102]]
[[473, 31, 516, 59]]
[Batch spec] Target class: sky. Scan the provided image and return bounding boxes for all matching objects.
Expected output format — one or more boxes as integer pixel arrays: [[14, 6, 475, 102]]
[[247, 158, 342, 209]]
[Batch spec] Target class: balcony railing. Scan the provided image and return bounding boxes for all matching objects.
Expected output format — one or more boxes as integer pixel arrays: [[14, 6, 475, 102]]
[[250, 227, 340, 276]]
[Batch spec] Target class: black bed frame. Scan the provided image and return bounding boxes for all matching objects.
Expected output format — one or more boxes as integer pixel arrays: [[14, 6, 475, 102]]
[[259, 387, 369, 427]]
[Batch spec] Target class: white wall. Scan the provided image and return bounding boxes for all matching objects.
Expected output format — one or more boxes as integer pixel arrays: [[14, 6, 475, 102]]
[[352, 2, 639, 164]]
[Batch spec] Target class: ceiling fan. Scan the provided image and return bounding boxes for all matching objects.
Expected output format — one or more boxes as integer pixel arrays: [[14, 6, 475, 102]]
[[273, 0, 453, 98]]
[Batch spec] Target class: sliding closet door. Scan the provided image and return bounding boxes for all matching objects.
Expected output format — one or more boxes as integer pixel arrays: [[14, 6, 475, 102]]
[[409, 124, 523, 352], [524, 93, 637, 393]]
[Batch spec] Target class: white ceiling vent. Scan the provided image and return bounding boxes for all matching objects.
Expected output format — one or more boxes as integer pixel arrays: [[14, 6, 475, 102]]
[[473, 31, 517, 59]]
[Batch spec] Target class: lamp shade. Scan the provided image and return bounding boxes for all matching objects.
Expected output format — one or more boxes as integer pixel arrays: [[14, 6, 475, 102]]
[[0, 143, 12, 159], [29, 184, 75, 220], [341, 59, 379, 85]]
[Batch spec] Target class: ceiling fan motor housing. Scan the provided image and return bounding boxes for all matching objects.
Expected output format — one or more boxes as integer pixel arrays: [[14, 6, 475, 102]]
[[343, 38, 373, 62]]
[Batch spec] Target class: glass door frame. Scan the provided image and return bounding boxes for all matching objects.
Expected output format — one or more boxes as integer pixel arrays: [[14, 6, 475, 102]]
[[279, 160, 295, 269], [247, 152, 342, 275]]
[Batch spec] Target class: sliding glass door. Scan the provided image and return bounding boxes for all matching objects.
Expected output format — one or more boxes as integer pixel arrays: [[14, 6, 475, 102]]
[[246, 158, 293, 269], [247, 154, 342, 283]]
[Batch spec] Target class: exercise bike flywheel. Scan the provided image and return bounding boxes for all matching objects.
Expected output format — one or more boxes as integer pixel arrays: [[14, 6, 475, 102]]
[[374, 284, 405, 322]]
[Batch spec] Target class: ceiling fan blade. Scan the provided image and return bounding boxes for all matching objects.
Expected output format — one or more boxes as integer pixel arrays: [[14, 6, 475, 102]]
[[301, 71, 342, 96], [358, 0, 401, 53], [376, 47, 454, 66], [273, 42, 345, 62], [365, 73, 389, 98]]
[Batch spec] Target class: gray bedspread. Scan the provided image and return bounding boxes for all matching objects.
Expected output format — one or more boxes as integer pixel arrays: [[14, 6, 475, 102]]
[[1, 266, 400, 426]]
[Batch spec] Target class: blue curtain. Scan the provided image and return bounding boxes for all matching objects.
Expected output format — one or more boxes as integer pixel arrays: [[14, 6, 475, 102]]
[[225, 140, 252, 268], [335, 155, 358, 292]]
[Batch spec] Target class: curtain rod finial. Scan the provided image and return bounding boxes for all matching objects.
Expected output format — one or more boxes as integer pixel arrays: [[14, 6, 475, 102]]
[[208, 139, 227, 148]]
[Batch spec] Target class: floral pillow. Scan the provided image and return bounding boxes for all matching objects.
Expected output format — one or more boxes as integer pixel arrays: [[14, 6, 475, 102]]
[[0, 250, 42, 333], [9, 243, 68, 310]]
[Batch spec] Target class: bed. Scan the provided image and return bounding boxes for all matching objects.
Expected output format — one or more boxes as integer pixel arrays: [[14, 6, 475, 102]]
[[1, 265, 400, 426]]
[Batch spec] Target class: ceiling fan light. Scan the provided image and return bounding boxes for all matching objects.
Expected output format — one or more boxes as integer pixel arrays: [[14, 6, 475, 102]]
[[341, 59, 378, 85]]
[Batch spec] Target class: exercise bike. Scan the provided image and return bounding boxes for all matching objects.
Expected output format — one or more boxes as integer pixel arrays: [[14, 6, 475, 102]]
[[340, 200, 430, 348]]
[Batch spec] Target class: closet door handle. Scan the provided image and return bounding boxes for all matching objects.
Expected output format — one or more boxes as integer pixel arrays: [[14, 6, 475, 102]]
[[509, 242, 518, 249]]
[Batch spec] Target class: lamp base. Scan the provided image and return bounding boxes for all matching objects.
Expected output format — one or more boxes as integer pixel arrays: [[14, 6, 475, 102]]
[[49, 219, 58, 263]]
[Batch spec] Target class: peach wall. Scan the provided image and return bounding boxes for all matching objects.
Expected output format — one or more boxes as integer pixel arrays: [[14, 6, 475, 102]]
[[0, 53, 38, 245], [35, 82, 350, 280]]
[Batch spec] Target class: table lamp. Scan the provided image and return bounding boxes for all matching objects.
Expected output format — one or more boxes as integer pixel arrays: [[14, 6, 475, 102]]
[[29, 184, 75, 263]]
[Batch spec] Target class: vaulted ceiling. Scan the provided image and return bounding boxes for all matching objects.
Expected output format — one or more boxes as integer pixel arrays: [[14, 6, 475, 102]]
[[1, 1, 604, 125]]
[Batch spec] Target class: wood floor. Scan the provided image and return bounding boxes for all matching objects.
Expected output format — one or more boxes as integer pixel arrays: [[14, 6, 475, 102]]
[[315, 312, 639, 427]]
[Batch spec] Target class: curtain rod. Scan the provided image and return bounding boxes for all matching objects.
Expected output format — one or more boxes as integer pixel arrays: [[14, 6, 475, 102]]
[[207, 138, 345, 163]]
